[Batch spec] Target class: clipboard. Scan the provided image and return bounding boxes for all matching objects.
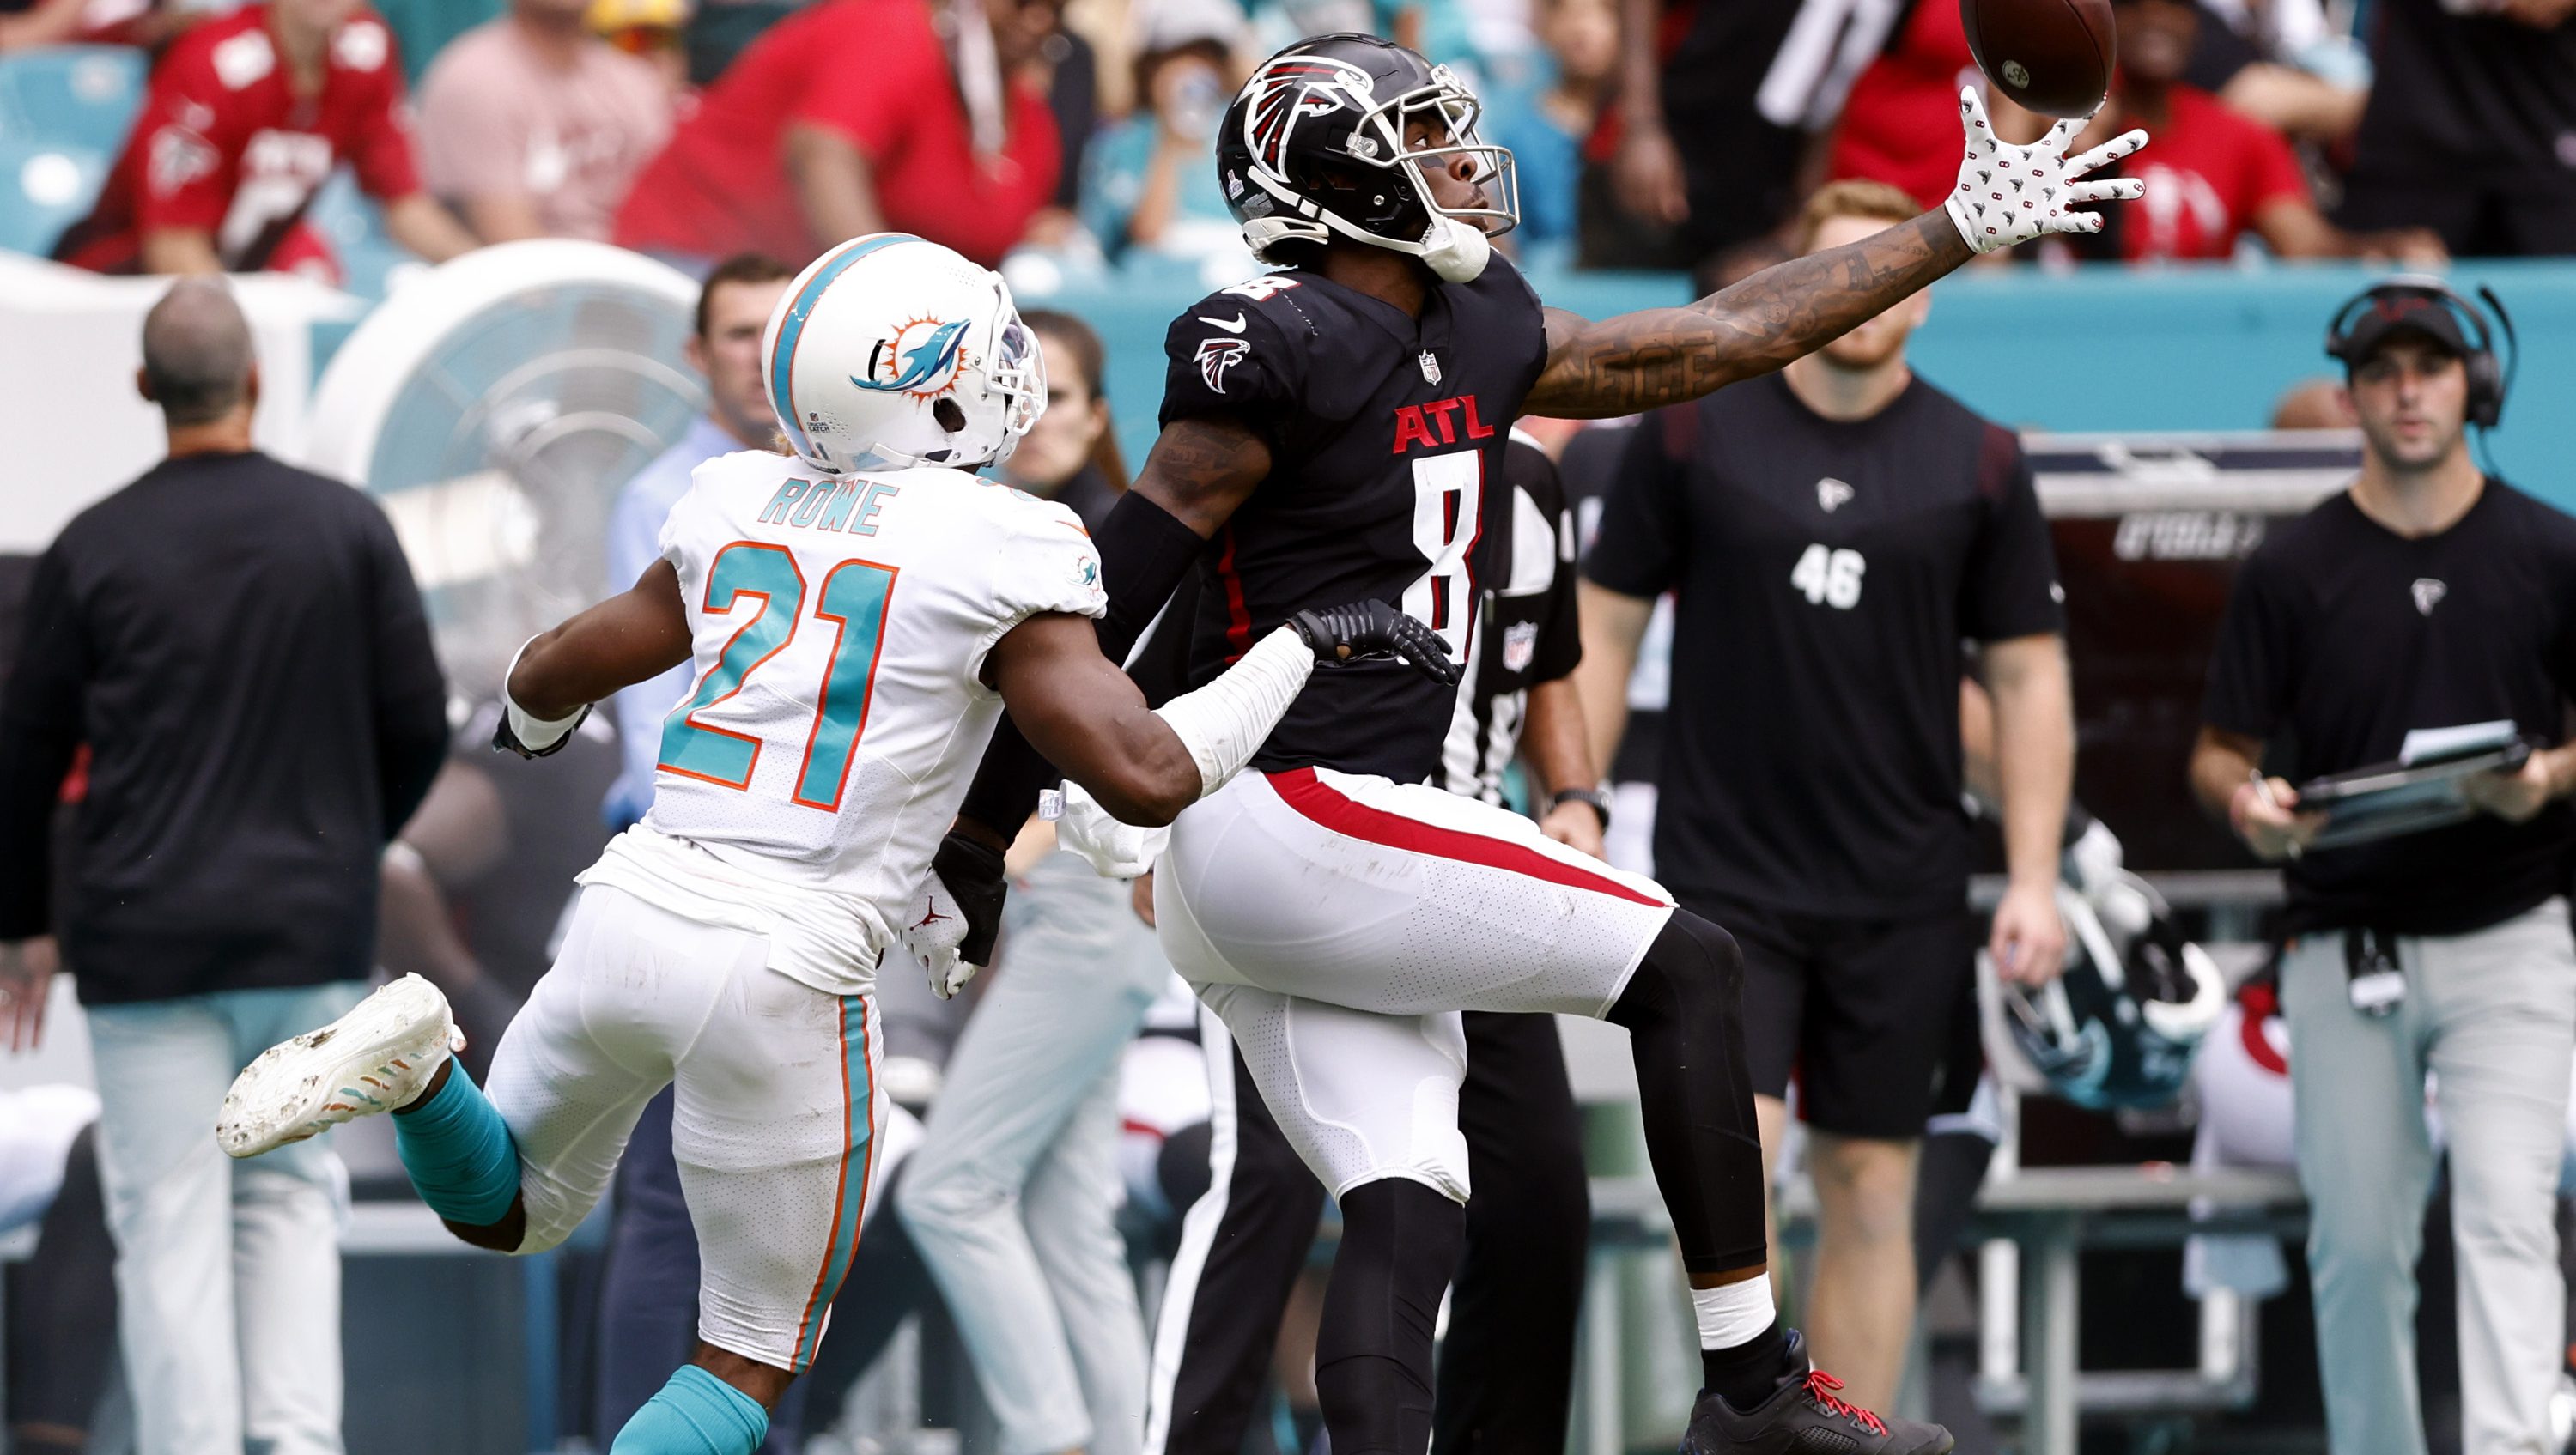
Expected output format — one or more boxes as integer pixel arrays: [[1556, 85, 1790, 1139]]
[[2294, 737, 2534, 850]]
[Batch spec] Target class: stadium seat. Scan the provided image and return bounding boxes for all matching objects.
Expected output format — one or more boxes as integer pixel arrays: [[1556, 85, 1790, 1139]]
[[0, 140, 105, 256], [0, 45, 146, 155]]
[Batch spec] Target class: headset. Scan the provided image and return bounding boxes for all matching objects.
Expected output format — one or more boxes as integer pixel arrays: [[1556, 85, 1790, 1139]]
[[2324, 276, 2520, 430]]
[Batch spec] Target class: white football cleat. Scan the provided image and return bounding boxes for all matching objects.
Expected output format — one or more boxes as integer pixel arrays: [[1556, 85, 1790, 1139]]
[[216, 973, 464, 1159]]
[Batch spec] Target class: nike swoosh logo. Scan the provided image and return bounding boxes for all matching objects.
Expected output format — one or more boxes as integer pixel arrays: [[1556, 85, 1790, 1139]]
[[1196, 312, 1247, 334]]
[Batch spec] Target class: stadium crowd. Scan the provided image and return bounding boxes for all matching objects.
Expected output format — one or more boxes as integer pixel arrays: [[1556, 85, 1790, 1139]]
[[0, 0, 2571, 282]]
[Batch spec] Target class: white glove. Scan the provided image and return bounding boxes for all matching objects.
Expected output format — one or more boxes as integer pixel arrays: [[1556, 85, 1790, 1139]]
[[1945, 87, 2148, 254], [897, 875, 978, 1000], [1055, 783, 1169, 879]]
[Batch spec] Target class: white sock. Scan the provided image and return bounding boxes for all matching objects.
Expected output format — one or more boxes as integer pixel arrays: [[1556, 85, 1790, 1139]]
[[1692, 1277, 1777, 1349]]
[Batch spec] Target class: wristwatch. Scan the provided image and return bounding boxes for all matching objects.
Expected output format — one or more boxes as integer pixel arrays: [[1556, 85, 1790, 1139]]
[[1552, 786, 1613, 831]]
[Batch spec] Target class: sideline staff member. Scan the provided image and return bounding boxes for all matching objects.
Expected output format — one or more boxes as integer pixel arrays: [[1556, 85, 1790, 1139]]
[[1577, 179, 2075, 1411], [0, 278, 449, 1455], [2189, 278, 2576, 1455]]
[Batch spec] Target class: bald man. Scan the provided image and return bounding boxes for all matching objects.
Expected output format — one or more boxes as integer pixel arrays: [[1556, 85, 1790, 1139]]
[[0, 277, 450, 1455]]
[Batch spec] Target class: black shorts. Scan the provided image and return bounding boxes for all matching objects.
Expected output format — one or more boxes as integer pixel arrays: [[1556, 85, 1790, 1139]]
[[1687, 891, 1977, 1140]]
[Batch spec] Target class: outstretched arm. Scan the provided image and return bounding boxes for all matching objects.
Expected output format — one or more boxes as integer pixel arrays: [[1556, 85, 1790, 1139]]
[[991, 601, 1458, 828], [987, 613, 1207, 827], [951, 415, 1273, 839], [507, 561, 695, 722], [1527, 213, 1971, 418], [1525, 92, 2148, 418]]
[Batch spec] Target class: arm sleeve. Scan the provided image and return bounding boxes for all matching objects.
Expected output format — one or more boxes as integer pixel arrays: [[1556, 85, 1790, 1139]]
[[1581, 407, 1691, 597], [362, 506, 450, 835], [1157, 299, 1307, 457], [0, 549, 88, 938], [2202, 557, 2293, 740], [1959, 426, 2066, 642], [133, 54, 241, 233], [350, 31, 425, 202]]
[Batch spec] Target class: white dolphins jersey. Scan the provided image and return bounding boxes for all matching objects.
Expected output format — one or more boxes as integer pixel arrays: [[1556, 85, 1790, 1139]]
[[576, 448, 1105, 997]]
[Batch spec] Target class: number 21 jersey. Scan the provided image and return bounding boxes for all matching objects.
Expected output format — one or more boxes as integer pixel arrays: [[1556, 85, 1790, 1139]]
[[1157, 254, 1551, 784], [583, 449, 1104, 996]]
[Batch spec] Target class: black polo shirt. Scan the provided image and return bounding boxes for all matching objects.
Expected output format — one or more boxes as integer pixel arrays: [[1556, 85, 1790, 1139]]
[[2202, 481, 2576, 937], [1587, 371, 2063, 918], [0, 451, 450, 1003]]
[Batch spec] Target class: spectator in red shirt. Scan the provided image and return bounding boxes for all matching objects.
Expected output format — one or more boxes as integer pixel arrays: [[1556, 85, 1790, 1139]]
[[1827, 0, 2011, 214], [51, 0, 475, 277], [612, 0, 1062, 268], [2070, 0, 2445, 263]]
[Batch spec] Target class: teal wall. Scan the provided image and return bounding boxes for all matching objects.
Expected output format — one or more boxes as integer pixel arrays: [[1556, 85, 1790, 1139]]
[[1033, 259, 2576, 512]]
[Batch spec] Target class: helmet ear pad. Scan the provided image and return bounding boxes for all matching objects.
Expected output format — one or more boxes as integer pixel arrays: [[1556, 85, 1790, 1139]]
[[1300, 155, 1434, 250]]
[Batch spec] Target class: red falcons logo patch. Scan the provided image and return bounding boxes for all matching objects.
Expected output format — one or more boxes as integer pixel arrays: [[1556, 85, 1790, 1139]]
[[1197, 337, 1249, 393]]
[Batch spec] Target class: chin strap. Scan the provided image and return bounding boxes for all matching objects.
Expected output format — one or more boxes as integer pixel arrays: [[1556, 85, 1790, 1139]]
[[1420, 217, 1492, 282]]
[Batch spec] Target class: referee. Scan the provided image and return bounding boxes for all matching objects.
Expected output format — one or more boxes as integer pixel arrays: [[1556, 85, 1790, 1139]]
[[1144, 432, 1599, 1455], [1575, 179, 2074, 1411], [2188, 280, 2576, 1455]]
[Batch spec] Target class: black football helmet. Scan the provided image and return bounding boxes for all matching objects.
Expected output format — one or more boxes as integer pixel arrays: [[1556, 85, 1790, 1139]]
[[1989, 865, 2226, 1112], [1215, 33, 1518, 280]]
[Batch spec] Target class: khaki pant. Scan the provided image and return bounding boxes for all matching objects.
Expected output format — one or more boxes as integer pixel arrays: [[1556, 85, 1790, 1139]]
[[2284, 897, 2576, 1455]]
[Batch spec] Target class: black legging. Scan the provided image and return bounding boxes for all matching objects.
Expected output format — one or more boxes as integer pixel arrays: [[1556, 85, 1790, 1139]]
[[1606, 909, 1769, 1275]]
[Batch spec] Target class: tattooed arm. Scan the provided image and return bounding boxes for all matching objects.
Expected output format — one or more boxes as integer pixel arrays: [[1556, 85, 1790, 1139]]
[[1524, 211, 1971, 419], [1129, 415, 1273, 540], [1525, 90, 2150, 420]]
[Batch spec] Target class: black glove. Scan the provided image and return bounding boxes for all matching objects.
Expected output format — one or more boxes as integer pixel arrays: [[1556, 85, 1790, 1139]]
[[930, 830, 1008, 967], [491, 701, 592, 759], [1289, 600, 1461, 687]]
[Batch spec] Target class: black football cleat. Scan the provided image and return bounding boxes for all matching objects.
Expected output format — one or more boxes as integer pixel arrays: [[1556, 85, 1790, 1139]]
[[1680, 1331, 1953, 1455]]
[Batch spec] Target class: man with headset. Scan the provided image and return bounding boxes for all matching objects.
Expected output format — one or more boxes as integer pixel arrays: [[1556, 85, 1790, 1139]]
[[2188, 278, 2576, 1455]]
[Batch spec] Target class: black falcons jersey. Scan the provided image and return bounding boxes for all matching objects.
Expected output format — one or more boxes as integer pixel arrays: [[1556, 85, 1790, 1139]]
[[1158, 255, 1551, 783]]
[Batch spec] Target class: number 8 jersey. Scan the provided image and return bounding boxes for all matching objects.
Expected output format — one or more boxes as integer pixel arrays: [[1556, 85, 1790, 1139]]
[[1157, 254, 1550, 785], [580, 447, 1105, 997]]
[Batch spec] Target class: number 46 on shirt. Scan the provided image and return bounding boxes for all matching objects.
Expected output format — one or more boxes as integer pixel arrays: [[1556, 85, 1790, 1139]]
[[1791, 543, 1866, 609], [659, 542, 896, 811]]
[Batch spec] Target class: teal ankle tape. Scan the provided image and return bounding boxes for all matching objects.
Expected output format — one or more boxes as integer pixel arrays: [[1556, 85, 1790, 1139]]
[[608, 1365, 770, 1455], [391, 1067, 522, 1228]]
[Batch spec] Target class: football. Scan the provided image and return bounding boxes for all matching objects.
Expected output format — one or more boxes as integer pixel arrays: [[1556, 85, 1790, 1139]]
[[1961, 0, 2117, 118]]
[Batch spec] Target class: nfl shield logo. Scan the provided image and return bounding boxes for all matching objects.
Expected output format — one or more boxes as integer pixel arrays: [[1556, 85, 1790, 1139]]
[[1501, 621, 1538, 672], [1419, 350, 1442, 385]]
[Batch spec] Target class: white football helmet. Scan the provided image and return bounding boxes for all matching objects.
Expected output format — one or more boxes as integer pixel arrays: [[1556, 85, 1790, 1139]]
[[760, 233, 1046, 476]]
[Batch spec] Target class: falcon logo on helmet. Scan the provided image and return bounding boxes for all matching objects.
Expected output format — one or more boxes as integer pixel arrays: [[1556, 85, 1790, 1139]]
[[759, 233, 1047, 476], [1217, 34, 1521, 283]]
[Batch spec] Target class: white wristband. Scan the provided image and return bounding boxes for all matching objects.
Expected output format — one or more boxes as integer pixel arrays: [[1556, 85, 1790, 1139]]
[[1151, 626, 1315, 800], [501, 636, 587, 754]]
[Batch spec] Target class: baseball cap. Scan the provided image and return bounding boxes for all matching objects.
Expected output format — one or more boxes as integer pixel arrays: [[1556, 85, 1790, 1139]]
[[2329, 282, 2474, 368]]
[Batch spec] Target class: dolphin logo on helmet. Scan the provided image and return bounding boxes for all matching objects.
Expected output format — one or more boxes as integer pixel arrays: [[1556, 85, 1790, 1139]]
[[760, 233, 1047, 476], [857, 318, 972, 397]]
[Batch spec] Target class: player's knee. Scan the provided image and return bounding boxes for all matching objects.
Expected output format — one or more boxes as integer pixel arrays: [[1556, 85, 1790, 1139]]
[[893, 1162, 1010, 1238], [1617, 911, 1743, 1030]]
